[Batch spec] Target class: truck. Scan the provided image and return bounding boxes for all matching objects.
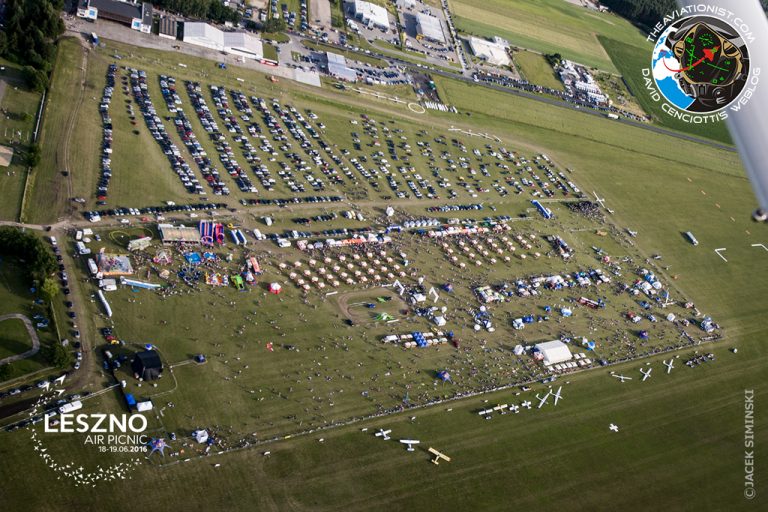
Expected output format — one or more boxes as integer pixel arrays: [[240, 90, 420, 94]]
[[58, 400, 83, 414], [606, 113, 619, 120]]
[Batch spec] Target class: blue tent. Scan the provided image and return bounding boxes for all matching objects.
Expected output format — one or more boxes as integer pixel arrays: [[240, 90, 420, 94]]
[[437, 370, 452, 383], [125, 394, 137, 407], [586, 341, 596, 351]]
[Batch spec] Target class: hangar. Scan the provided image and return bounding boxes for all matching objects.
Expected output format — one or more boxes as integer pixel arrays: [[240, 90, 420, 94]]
[[183, 22, 264, 60], [415, 13, 446, 44]]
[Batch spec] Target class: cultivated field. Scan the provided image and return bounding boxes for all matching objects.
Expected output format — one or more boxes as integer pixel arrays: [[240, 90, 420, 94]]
[[450, 0, 649, 72]]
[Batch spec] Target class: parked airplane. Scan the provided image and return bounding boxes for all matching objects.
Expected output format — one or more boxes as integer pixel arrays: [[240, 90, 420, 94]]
[[640, 367, 652, 382], [428, 447, 451, 465], [400, 439, 420, 452], [552, 386, 563, 406], [536, 390, 551, 408], [663, 359, 675, 374], [375, 429, 392, 441]]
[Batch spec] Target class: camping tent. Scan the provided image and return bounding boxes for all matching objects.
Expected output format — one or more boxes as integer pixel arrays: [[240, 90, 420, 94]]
[[534, 340, 573, 365], [269, 282, 282, 294], [193, 429, 209, 444]]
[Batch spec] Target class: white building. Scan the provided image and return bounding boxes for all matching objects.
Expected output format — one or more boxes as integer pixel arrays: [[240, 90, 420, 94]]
[[534, 340, 573, 365], [77, 0, 153, 34], [415, 13, 446, 44], [352, 0, 390, 30], [183, 22, 263, 60], [326, 52, 358, 82], [396, 0, 417, 9], [468, 36, 511, 67]]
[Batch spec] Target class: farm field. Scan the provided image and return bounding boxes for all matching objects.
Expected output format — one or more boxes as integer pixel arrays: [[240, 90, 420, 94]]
[[449, 0, 649, 72]]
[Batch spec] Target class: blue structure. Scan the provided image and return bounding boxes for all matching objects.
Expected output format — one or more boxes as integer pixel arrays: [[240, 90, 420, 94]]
[[531, 200, 553, 219], [412, 331, 427, 347]]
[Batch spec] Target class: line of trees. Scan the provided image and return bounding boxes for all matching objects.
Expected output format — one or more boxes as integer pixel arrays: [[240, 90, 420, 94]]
[[0, 0, 65, 92], [601, 0, 768, 30], [151, 0, 241, 25], [0, 227, 57, 284]]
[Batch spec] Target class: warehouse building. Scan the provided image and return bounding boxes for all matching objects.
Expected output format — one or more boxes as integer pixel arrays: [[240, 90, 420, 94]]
[[76, 0, 153, 34], [468, 36, 511, 67], [183, 22, 263, 60], [326, 52, 358, 82], [351, 0, 390, 30], [159, 16, 179, 40], [415, 12, 446, 44]]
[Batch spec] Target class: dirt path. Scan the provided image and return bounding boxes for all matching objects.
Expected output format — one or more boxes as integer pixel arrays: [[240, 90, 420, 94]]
[[0, 314, 41, 366]]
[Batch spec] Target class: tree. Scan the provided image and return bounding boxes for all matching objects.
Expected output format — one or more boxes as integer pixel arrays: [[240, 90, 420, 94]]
[[41, 277, 59, 304], [0, 363, 14, 381], [263, 18, 287, 34], [43, 342, 72, 369], [22, 66, 47, 92], [26, 143, 42, 168]]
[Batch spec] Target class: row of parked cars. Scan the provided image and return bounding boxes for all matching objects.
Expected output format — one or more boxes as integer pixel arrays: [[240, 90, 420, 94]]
[[96, 64, 116, 202], [129, 68, 205, 195], [159, 75, 234, 195]]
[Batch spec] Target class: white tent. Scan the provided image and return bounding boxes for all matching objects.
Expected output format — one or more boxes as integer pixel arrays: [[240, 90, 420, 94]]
[[193, 429, 209, 443], [534, 340, 572, 365]]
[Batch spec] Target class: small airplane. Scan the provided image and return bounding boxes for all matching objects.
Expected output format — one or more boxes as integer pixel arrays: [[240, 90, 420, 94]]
[[509, 404, 520, 414], [428, 447, 451, 465], [521, 400, 532, 410], [552, 386, 563, 406], [640, 367, 652, 382], [536, 390, 551, 408], [375, 429, 392, 441], [493, 404, 508, 415], [612, 374, 632, 382], [609, 423, 619, 432], [663, 359, 675, 374], [478, 408, 494, 418], [400, 439, 420, 452], [54, 375, 66, 386]]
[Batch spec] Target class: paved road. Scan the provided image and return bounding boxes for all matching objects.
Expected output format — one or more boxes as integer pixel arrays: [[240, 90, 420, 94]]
[[0, 314, 41, 366], [310, 38, 737, 153]]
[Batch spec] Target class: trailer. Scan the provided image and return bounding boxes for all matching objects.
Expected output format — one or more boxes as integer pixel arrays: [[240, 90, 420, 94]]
[[684, 231, 699, 246]]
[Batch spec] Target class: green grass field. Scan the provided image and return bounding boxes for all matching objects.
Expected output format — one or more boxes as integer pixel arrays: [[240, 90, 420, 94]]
[[0, 259, 57, 380], [450, 0, 649, 72], [599, 37, 732, 145], [0, 318, 33, 361], [0, 60, 42, 221], [513, 50, 564, 90], [2, 26, 767, 511]]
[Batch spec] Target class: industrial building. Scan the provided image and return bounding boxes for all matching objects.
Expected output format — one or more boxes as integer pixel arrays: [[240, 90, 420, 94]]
[[415, 12, 446, 44], [76, 0, 153, 34], [351, 0, 390, 30], [183, 22, 264, 60], [158, 16, 179, 40], [468, 36, 511, 67], [326, 52, 358, 82]]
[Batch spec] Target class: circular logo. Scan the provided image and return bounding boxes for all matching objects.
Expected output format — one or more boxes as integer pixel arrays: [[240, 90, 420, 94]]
[[652, 15, 750, 113]]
